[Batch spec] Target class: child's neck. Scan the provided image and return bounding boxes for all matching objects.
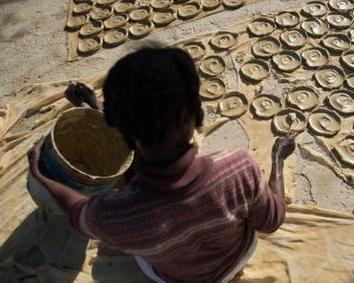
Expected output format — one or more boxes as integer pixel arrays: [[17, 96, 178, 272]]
[[139, 142, 191, 167]]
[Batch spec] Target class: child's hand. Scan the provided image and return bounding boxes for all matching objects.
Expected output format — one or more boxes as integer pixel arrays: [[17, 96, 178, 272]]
[[27, 138, 47, 184], [272, 133, 297, 161], [64, 82, 99, 110]]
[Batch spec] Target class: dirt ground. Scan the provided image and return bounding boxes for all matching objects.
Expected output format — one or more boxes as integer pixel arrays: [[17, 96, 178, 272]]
[[0, 0, 353, 214]]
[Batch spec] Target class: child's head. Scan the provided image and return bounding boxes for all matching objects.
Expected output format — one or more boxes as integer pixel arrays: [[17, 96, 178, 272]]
[[103, 45, 204, 151]]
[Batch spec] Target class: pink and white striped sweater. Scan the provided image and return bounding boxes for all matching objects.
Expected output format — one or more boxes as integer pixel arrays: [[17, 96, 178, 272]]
[[70, 144, 285, 283]]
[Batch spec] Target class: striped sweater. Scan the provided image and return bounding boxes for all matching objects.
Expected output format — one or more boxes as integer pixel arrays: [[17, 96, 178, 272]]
[[70, 144, 286, 283]]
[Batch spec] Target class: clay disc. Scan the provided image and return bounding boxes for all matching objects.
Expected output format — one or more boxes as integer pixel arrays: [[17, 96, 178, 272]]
[[91, 7, 112, 21], [329, 0, 354, 13], [272, 51, 301, 72], [182, 41, 206, 60], [78, 35, 102, 54], [341, 50, 354, 70], [287, 86, 319, 111], [151, 9, 176, 27], [252, 36, 281, 58], [301, 19, 329, 38], [74, 0, 92, 3], [219, 92, 248, 118], [308, 108, 341, 137], [322, 33, 351, 53], [333, 136, 354, 168], [301, 47, 329, 68], [104, 14, 128, 29], [272, 109, 307, 135], [73, 3, 93, 14], [104, 28, 127, 47], [200, 78, 226, 100], [240, 59, 270, 82], [345, 74, 354, 90], [221, 0, 244, 9], [348, 29, 354, 43], [209, 31, 238, 50], [66, 15, 88, 31], [79, 20, 104, 37], [315, 65, 345, 90], [326, 14, 352, 29], [130, 6, 152, 22], [97, 0, 116, 4], [275, 11, 300, 28], [129, 21, 153, 38], [177, 2, 201, 19], [302, 1, 328, 17], [327, 89, 354, 115], [201, 0, 221, 10], [199, 56, 226, 77], [113, 1, 135, 13], [151, 0, 171, 10], [251, 94, 282, 119], [280, 29, 307, 49], [248, 18, 275, 37]]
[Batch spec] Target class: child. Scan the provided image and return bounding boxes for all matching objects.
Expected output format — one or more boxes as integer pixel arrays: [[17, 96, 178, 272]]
[[28, 45, 295, 283]]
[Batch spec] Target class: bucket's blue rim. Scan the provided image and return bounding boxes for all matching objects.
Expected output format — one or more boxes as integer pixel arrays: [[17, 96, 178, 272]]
[[50, 107, 134, 181]]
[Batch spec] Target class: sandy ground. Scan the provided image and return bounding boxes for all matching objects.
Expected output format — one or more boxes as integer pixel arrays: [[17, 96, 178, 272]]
[[0, 0, 353, 214]]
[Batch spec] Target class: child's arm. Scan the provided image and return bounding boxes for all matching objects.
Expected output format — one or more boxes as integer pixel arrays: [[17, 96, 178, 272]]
[[65, 82, 102, 111], [27, 139, 88, 214]]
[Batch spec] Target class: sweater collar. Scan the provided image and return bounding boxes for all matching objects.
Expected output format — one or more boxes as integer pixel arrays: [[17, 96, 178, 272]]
[[135, 143, 204, 191]]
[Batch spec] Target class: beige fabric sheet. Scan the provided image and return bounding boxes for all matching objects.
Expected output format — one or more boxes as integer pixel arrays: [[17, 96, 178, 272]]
[[0, 76, 353, 282]]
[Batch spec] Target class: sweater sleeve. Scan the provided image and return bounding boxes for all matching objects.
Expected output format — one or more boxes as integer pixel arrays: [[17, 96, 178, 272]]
[[245, 156, 286, 233]]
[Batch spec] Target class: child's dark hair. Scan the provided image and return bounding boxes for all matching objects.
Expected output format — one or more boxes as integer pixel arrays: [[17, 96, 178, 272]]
[[103, 45, 204, 150]]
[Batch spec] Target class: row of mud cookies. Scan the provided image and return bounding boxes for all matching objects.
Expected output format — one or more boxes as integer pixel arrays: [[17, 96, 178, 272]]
[[241, 0, 354, 169], [66, 0, 246, 57], [179, 31, 250, 119]]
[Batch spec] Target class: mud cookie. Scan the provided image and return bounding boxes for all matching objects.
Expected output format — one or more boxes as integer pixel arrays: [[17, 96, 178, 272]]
[[302, 47, 329, 68], [66, 15, 89, 31], [302, 1, 328, 17], [104, 14, 128, 29], [78, 35, 102, 54], [129, 20, 153, 38], [240, 59, 270, 82], [315, 65, 345, 90], [103, 28, 127, 47], [200, 78, 226, 100], [177, 2, 201, 19], [326, 14, 352, 29], [209, 31, 238, 50], [199, 56, 226, 77], [252, 36, 281, 59], [151, 9, 176, 27], [218, 92, 248, 118], [251, 94, 282, 119], [327, 90, 354, 115], [308, 108, 341, 137], [275, 11, 300, 28], [79, 20, 104, 37], [248, 18, 275, 37], [201, 0, 221, 11], [272, 109, 307, 135], [182, 41, 206, 60], [322, 33, 351, 53], [301, 19, 329, 38], [329, 0, 354, 13], [129, 6, 152, 22], [272, 51, 301, 72], [287, 86, 319, 111], [280, 29, 307, 49]]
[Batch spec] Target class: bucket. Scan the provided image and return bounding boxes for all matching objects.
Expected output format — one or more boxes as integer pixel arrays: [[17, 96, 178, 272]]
[[27, 108, 134, 215]]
